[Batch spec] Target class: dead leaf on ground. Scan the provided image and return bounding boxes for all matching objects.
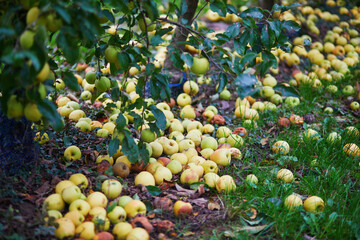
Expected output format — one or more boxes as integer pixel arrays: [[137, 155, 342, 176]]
[[208, 202, 221, 210], [267, 126, 276, 133], [260, 137, 269, 145], [234, 225, 268, 234], [187, 198, 208, 207], [35, 181, 51, 196]]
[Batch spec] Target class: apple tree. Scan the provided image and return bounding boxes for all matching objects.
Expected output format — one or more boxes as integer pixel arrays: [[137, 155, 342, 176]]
[[0, 0, 299, 169]]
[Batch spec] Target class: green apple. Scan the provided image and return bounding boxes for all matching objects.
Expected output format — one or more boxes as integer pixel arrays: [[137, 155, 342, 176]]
[[105, 46, 119, 63], [166, 160, 183, 174], [191, 56, 209, 75], [87, 191, 108, 208], [263, 74, 277, 87], [210, 149, 231, 166], [260, 86, 275, 98], [55, 180, 75, 194], [80, 90, 92, 100], [245, 174, 258, 185], [134, 171, 155, 186], [95, 76, 111, 92], [43, 193, 65, 211], [219, 89, 231, 100], [140, 129, 156, 142], [118, 196, 133, 208], [226, 134, 244, 148], [216, 175, 236, 193], [200, 148, 214, 159], [342, 85, 355, 96], [325, 85, 338, 93], [102, 179, 122, 200], [69, 109, 86, 122], [54, 218, 75, 239], [85, 70, 96, 84], [58, 105, 73, 117], [203, 173, 220, 188], [270, 94, 283, 105], [20, 30, 35, 49], [69, 199, 91, 217], [139, 17, 155, 32], [61, 185, 82, 204], [75, 121, 92, 132], [55, 78, 65, 89], [113, 222, 133, 240], [97, 128, 109, 138], [200, 136, 218, 150], [178, 139, 195, 152], [124, 200, 147, 218], [6, 95, 24, 119], [24, 102, 42, 122], [75, 221, 96, 240], [149, 141, 163, 158], [107, 206, 127, 224], [216, 126, 232, 138], [350, 101, 360, 110], [284, 97, 300, 107], [303, 128, 320, 140], [64, 145, 81, 161]]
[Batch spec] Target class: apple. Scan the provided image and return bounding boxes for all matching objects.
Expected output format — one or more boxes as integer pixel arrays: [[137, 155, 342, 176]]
[[173, 200, 192, 217], [102, 179, 122, 200], [276, 169, 294, 183], [69, 109, 86, 122], [75, 221, 96, 240], [61, 185, 82, 204], [95, 76, 111, 92], [149, 141, 163, 158], [85, 70, 96, 84], [251, 102, 265, 112], [350, 101, 360, 110], [54, 218, 75, 239], [201, 160, 218, 174], [187, 121, 203, 133], [63, 146, 82, 161], [325, 85, 338, 93], [170, 153, 188, 165], [107, 206, 127, 224], [182, 148, 198, 161], [55, 180, 75, 194], [188, 156, 206, 165], [272, 141, 290, 155], [342, 85, 355, 96], [205, 105, 218, 115], [6, 95, 24, 119], [200, 136, 218, 150], [134, 171, 155, 186], [260, 86, 275, 98], [191, 56, 209, 75], [75, 121, 92, 132], [187, 163, 204, 177], [203, 173, 220, 188], [124, 200, 147, 218], [326, 132, 341, 144], [24, 102, 42, 122], [118, 196, 133, 208], [88, 207, 107, 218], [226, 134, 244, 148], [105, 46, 119, 63], [139, 17, 155, 32], [20, 30, 35, 49], [219, 89, 231, 100], [145, 162, 163, 175], [263, 74, 277, 87], [177, 93, 192, 107], [126, 227, 149, 240], [112, 162, 130, 178], [80, 90, 92, 100], [87, 191, 108, 208], [343, 126, 359, 138], [216, 126, 232, 138], [64, 211, 85, 227], [270, 94, 283, 105], [284, 194, 303, 210], [216, 175, 236, 193], [154, 166, 173, 185], [36, 62, 50, 83], [162, 139, 179, 155], [113, 222, 133, 240], [46, 210, 62, 221], [303, 196, 324, 213], [43, 193, 65, 211], [180, 105, 196, 119], [93, 232, 114, 240], [166, 160, 183, 174], [303, 129, 320, 140], [140, 129, 156, 143], [185, 132, 201, 147], [210, 149, 231, 166], [69, 199, 91, 217], [96, 154, 114, 165], [284, 97, 300, 107], [245, 174, 258, 185], [178, 139, 196, 152], [183, 80, 199, 96], [180, 169, 199, 185], [343, 143, 360, 157], [169, 122, 184, 133], [96, 128, 109, 138]]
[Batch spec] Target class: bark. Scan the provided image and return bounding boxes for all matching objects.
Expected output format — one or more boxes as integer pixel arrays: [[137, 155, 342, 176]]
[[164, 0, 199, 83]]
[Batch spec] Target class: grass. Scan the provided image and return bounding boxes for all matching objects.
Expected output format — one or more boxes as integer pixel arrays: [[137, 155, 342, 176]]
[[192, 91, 360, 239]]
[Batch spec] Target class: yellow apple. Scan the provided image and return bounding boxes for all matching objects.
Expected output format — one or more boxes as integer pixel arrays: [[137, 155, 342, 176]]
[[64, 211, 85, 227], [284, 194, 303, 210], [43, 193, 65, 211], [102, 179, 122, 200], [124, 200, 147, 218], [134, 171, 156, 186], [173, 200, 192, 217], [303, 196, 324, 213], [75, 221, 96, 240], [113, 222, 133, 240], [69, 199, 91, 216], [54, 218, 75, 239], [87, 191, 108, 208], [216, 175, 236, 193]]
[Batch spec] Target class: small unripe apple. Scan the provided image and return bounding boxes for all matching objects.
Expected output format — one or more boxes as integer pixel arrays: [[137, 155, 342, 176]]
[[191, 56, 209, 75], [245, 174, 258, 185]]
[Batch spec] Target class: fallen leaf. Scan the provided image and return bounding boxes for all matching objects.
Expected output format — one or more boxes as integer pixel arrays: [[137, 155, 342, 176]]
[[250, 208, 257, 219], [260, 137, 269, 145], [208, 202, 221, 210], [35, 181, 51, 196], [267, 126, 276, 133], [241, 216, 263, 225], [187, 198, 208, 207], [234, 225, 268, 234]]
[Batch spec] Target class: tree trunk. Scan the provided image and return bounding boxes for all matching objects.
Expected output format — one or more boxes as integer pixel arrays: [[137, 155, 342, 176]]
[[164, 0, 199, 83]]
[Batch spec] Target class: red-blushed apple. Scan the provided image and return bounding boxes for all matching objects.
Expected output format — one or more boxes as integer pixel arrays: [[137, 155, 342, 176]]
[[69, 173, 88, 189], [87, 191, 108, 208], [134, 171, 156, 186], [64, 211, 85, 227], [210, 148, 231, 166], [201, 160, 219, 174], [187, 163, 204, 177], [245, 174, 258, 185], [69, 199, 91, 217], [154, 166, 173, 185], [126, 227, 149, 240], [61, 185, 82, 204], [102, 179, 122, 200], [284, 194, 303, 210], [180, 168, 199, 185], [113, 222, 133, 240], [54, 217, 75, 239], [216, 175, 236, 193], [93, 231, 114, 240], [166, 160, 183, 174], [75, 221, 96, 240], [272, 141, 290, 155], [107, 206, 127, 224], [124, 200, 147, 218], [64, 146, 81, 161], [43, 193, 65, 211], [157, 157, 171, 166], [203, 173, 220, 188], [303, 196, 324, 213], [276, 169, 294, 183], [118, 196, 133, 208], [170, 153, 188, 165], [173, 200, 193, 217]]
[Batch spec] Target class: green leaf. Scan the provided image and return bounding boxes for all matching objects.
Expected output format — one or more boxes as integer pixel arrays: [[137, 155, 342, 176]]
[[240, 7, 264, 19], [63, 71, 80, 91], [235, 74, 258, 99], [115, 113, 127, 130], [268, 20, 281, 38], [282, 20, 300, 32], [101, 9, 115, 23], [210, 1, 227, 17], [107, 201, 117, 213], [273, 84, 299, 97], [150, 35, 164, 46], [239, 52, 257, 71], [145, 186, 162, 196], [149, 105, 166, 130], [225, 23, 241, 39], [122, 130, 139, 164], [180, 53, 193, 67], [108, 138, 120, 157], [217, 72, 227, 93], [53, 5, 71, 24], [117, 52, 130, 70], [37, 99, 64, 131]]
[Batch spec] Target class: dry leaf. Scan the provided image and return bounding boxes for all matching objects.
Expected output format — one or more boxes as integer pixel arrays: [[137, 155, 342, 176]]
[[208, 202, 221, 210], [187, 198, 208, 207], [260, 137, 269, 145], [267, 126, 276, 133], [234, 225, 268, 234], [250, 208, 257, 219]]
